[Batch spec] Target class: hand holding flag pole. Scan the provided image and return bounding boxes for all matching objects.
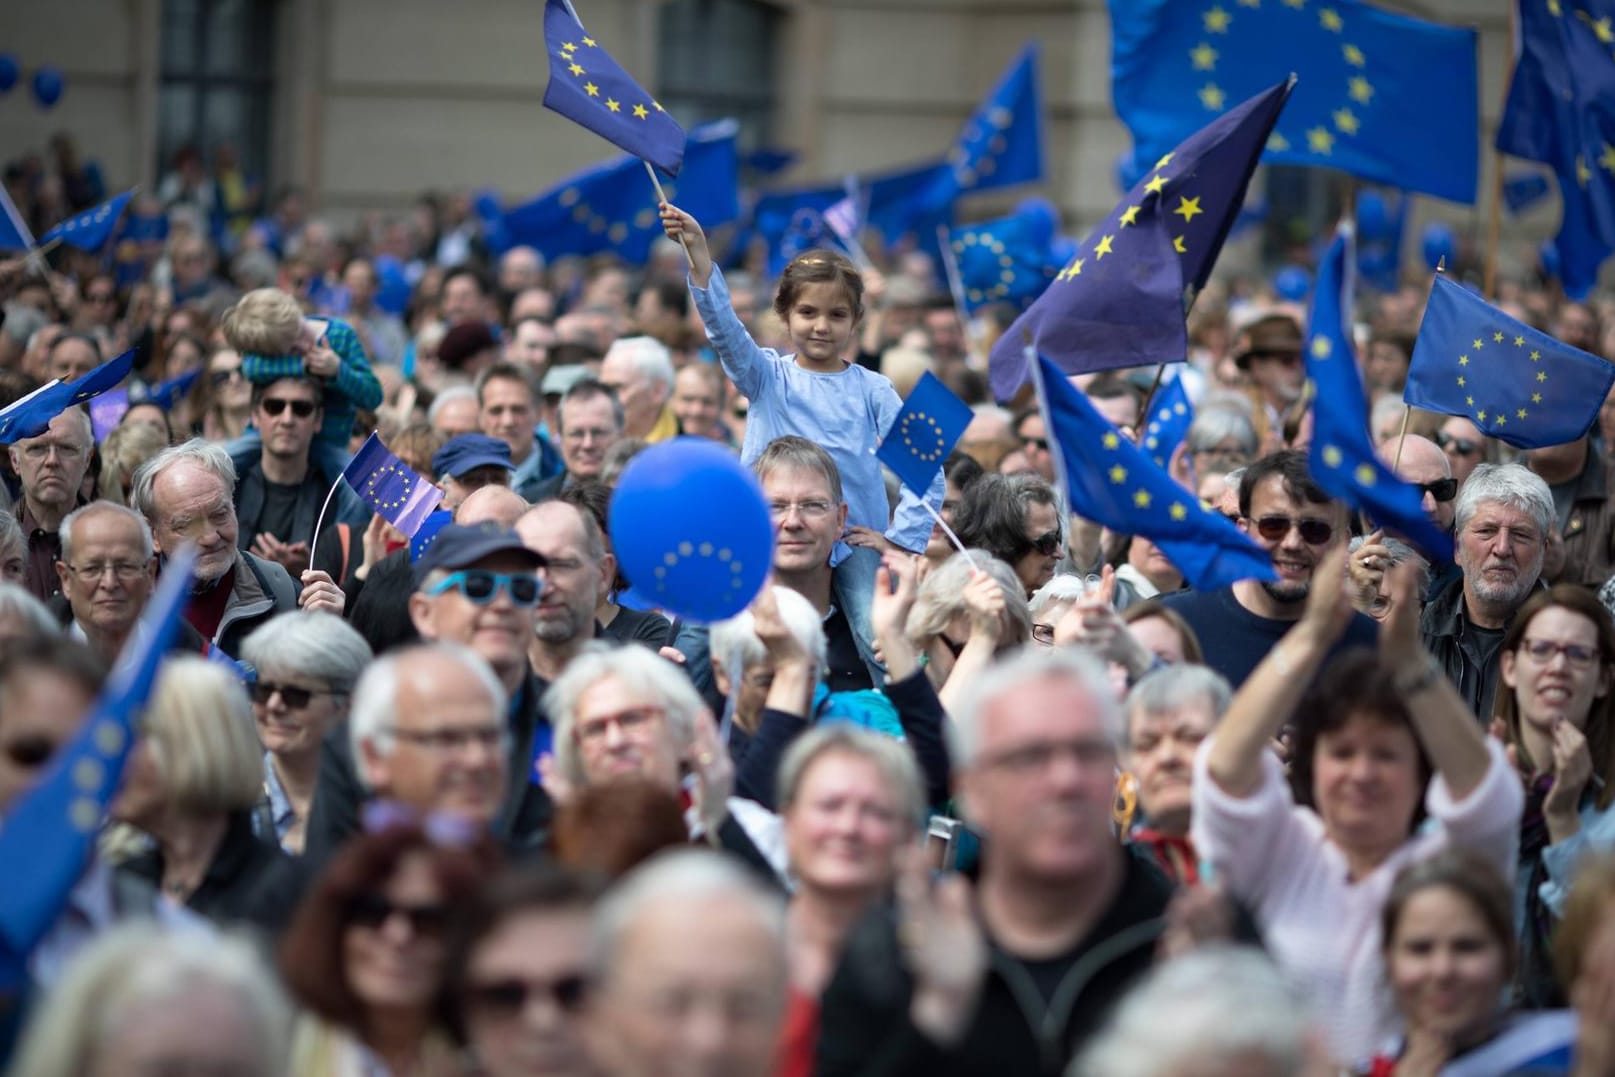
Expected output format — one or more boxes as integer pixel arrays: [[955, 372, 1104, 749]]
[[876, 372, 977, 568]]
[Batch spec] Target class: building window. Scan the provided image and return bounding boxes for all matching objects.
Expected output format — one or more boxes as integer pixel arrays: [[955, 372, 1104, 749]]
[[657, 0, 780, 151], [157, 0, 276, 196]]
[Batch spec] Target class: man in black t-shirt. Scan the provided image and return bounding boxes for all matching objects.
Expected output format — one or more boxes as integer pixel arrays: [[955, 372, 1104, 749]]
[[233, 376, 335, 580]]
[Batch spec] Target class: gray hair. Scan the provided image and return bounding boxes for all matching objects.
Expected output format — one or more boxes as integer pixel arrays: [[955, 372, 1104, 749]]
[[1454, 462, 1554, 538], [603, 335, 675, 392], [1070, 946, 1314, 1077], [348, 642, 507, 780], [1028, 573, 1093, 617], [776, 723, 926, 828], [0, 510, 26, 564], [130, 438, 238, 523], [241, 611, 373, 694], [947, 646, 1122, 767], [1347, 533, 1432, 599], [1124, 664, 1232, 747], [58, 502, 154, 567], [1184, 403, 1257, 455], [8, 924, 292, 1077], [545, 642, 705, 786], [905, 551, 1031, 646], [1369, 394, 1407, 438], [426, 384, 478, 425], [709, 585, 827, 681], [0, 581, 58, 639]]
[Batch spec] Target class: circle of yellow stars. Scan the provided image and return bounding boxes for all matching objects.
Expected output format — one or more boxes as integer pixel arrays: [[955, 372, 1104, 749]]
[[1451, 329, 1542, 431], [899, 412, 948, 462], [66, 718, 128, 833], [1052, 150, 1201, 284], [650, 539, 751, 607], [947, 106, 1016, 188], [1189, 0, 1373, 159], [1143, 398, 1191, 464], [951, 230, 1026, 303], [364, 461, 415, 511], [1545, 4, 1615, 189], [557, 178, 677, 245], [556, 37, 666, 123], [1100, 430, 1192, 520]]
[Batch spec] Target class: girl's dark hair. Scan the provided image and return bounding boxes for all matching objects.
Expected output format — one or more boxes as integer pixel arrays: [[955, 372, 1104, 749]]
[[772, 248, 864, 324], [1382, 847, 1517, 982], [1287, 647, 1433, 833], [943, 452, 984, 494]]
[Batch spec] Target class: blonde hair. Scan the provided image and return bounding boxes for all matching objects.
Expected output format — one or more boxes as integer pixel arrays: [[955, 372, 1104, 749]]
[[144, 656, 264, 813], [98, 421, 170, 504], [221, 287, 303, 357]]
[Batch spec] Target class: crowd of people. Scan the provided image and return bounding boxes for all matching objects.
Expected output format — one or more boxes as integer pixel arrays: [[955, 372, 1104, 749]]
[[6, 128, 1615, 1077]]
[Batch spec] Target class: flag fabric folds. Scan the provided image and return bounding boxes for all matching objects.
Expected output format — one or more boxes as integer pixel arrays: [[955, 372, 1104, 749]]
[[936, 44, 1044, 199], [343, 433, 446, 538], [1306, 227, 1454, 561], [0, 345, 139, 443], [1405, 276, 1615, 450], [541, 0, 686, 175], [39, 190, 133, 252], [1033, 353, 1276, 590], [1140, 377, 1193, 469], [1109, 0, 1479, 204], [989, 79, 1291, 400], [410, 509, 455, 563], [0, 547, 196, 988], [877, 372, 973, 494], [1496, 0, 1615, 297], [943, 200, 1061, 314]]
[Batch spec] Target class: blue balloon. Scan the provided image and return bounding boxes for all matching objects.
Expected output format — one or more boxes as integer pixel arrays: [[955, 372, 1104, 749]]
[[1011, 197, 1059, 248], [1421, 222, 1456, 271], [609, 438, 774, 623], [1356, 191, 1390, 242], [1540, 238, 1561, 281], [31, 66, 63, 109], [1274, 264, 1311, 302], [372, 255, 412, 316], [0, 55, 18, 94]]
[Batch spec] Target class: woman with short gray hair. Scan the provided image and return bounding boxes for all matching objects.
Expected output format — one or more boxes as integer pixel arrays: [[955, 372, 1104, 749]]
[[905, 551, 1030, 714]]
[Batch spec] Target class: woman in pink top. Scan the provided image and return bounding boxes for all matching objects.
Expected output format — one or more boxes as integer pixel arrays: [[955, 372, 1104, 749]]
[[1191, 551, 1523, 1070]]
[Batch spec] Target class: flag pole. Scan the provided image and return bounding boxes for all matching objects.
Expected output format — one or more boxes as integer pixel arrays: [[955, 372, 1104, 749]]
[[1391, 404, 1413, 471], [935, 225, 987, 370], [643, 161, 695, 269], [308, 473, 345, 565], [919, 497, 978, 570]]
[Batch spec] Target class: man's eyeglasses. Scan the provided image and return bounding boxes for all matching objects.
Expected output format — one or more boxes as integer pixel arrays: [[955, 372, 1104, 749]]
[[1417, 478, 1459, 503], [1031, 622, 1057, 645], [20, 441, 87, 462], [64, 561, 147, 584], [425, 570, 542, 607], [1027, 529, 1064, 558], [1520, 638, 1601, 668], [575, 706, 664, 745], [389, 723, 507, 753], [1252, 515, 1335, 545], [260, 398, 317, 418], [1021, 436, 1050, 453], [251, 681, 339, 709], [467, 975, 590, 1017], [1434, 431, 1481, 456], [347, 892, 451, 937], [769, 499, 834, 521]]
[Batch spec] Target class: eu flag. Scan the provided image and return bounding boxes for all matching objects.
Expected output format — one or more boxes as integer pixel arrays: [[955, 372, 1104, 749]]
[[0, 345, 139, 443], [989, 79, 1290, 400], [1033, 353, 1274, 590], [944, 200, 1061, 314], [541, 0, 686, 175], [1307, 227, 1454, 562], [135, 367, 202, 412], [0, 547, 196, 988], [410, 509, 454, 563], [1110, 0, 1479, 204], [1405, 276, 1615, 450], [39, 190, 133, 252], [877, 372, 973, 495], [751, 158, 956, 259], [1140, 376, 1193, 469], [343, 433, 446, 538], [937, 44, 1044, 198], [494, 120, 738, 265]]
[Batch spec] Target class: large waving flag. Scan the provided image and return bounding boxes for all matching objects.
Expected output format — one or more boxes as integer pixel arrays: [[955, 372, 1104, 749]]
[[937, 44, 1044, 198], [39, 190, 133, 252], [989, 79, 1291, 400], [1033, 353, 1275, 590], [1306, 226, 1453, 561], [1110, 0, 1478, 204], [0, 547, 196, 988], [541, 0, 686, 175], [877, 372, 973, 495], [943, 199, 1061, 314], [1141, 376, 1193, 469], [0, 345, 139, 443], [749, 158, 956, 260], [1405, 276, 1615, 451], [343, 433, 446, 538]]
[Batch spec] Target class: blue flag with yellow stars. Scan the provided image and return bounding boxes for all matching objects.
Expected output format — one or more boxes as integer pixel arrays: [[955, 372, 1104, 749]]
[[1141, 377, 1193, 469], [877, 372, 973, 495], [944, 199, 1061, 314], [1307, 227, 1454, 561], [1496, 0, 1615, 298], [0, 547, 196, 989], [1032, 352, 1276, 590], [0, 344, 138, 443], [39, 190, 133, 252], [935, 44, 1044, 200], [989, 79, 1291, 400], [749, 158, 956, 259], [541, 0, 686, 175], [1110, 0, 1478, 204], [343, 433, 446, 538], [1405, 275, 1615, 450], [491, 120, 738, 265], [410, 509, 454, 563]]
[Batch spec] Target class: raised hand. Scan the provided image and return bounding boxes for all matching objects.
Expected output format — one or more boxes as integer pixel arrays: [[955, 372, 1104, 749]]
[[896, 845, 986, 1047], [298, 568, 345, 615], [657, 202, 713, 285]]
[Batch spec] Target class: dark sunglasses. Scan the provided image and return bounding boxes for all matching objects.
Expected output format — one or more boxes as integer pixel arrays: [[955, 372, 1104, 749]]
[[1028, 529, 1064, 557], [425, 569, 542, 607], [1021, 436, 1050, 452], [211, 367, 243, 386], [347, 892, 450, 936], [1417, 478, 1459, 503], [1434, 431, 1480, 456], [468, 974, 591, 1016], [1252, 515, 1335, 545], [260, 397, 317, 418], [250, 681, 337, 709], [4, 735, 56, 769]]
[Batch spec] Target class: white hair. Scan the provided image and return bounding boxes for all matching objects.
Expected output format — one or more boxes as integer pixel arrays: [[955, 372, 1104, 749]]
[[905, 551, 1031, 646], [603, 335, 675, 392], [709, 585, 827, 681], [1028, 574, 1091, 617], [348, 642, 506, 785], [544, 642, 705, 786], [946, 646, 1121, 767], [1124, 664, 1232, 747], [241, 610, 373, 694], [1454, 462, 1554, 537], [427, 384, 478, 424], [130, 438, 237, 523], [0, 580, 58, 638], [59, 501, 154, 566]]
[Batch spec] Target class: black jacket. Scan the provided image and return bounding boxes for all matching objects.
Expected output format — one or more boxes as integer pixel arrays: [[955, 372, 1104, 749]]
[[1419, 572, 1543, 723], [115, 810, 302, 933], [814, 850, 1173, 1077]]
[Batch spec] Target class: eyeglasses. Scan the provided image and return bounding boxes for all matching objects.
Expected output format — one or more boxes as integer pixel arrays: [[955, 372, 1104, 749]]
[[1434, 431, 1481, 456], [64, 560, 147, 584], [562, 427, 616, 444], [1252, 515, 1335, 545], [1247, 349, 1302, 365], [575, 706, 664, 745], [978, 737, 1116, 775], [1191, 444, 1250, 462], [347, 892, 450, 937], [20, 441, 87, 462], [259, 397, 317, 418], [210, 367, 243, 386], [1417, 478, 1459, 503], [250, 681, 338, 709], [467, 974, 591, 1017], [1521, 638, 1601, 668], [1027, 529, 1064, 558], [86, 291, 115, 303], [3, 735, 56, 769], [768, 499, 834, 521], [1031, 622, 1057, 646], [390, 723, 507, 752], [425, 570, 542, 607]]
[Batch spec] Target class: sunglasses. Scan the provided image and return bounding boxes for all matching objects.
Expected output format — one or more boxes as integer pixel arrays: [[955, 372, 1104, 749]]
[[260, 398, 317, 418], [467, 974, 590, 1017], [347, 892, 450, 937], [211, 368, 243, 386], [1028, 529, 1064, 557], [1434, 431, 1480, 456], [4, 735, 56, 769], [1417, 478, 1459, 503], [250, 681, 337, 709], [1252, 515, 1335, 545], [425, 569, 542, 607], [1021, 436, 1050, 452]]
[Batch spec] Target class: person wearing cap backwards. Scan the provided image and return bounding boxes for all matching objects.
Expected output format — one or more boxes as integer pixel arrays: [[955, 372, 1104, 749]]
[[433, 433, 515, 512], [303, 522, 557, 861], [1232, 310, 1307, 452]]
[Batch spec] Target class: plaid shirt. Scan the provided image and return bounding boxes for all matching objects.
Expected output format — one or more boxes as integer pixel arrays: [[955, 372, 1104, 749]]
[[241, 317, 382, 452]]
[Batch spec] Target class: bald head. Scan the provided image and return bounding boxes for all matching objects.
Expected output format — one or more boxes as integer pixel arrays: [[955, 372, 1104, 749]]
[[1377, 434, 1455, 532], [455, 485, 530, 529]]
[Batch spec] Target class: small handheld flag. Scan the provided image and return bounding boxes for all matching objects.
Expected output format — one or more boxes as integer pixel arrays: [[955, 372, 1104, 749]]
[[341, 433, 446, 538], [0, 345, 139, 444], [877, 372, 973, 496], [40, 190, 134, 252]]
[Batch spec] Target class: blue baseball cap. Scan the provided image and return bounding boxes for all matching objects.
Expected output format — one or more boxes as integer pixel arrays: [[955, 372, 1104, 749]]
[[412, 522, 547, 589], [432, 433, 514, 480]]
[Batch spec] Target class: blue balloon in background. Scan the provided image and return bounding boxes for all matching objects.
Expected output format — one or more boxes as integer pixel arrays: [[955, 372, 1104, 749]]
[[1356, 190, 1390, 241], [1012, 196, 1060, 248], [372, 255, 412, 316], [1421, 222, 1456, 271], [1540, 239, 1561, 281], [31, 66, 63, 109], [609, 438, 773, 623], [1274, 264, 1311, 301], [0, 55, 18, 94]]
